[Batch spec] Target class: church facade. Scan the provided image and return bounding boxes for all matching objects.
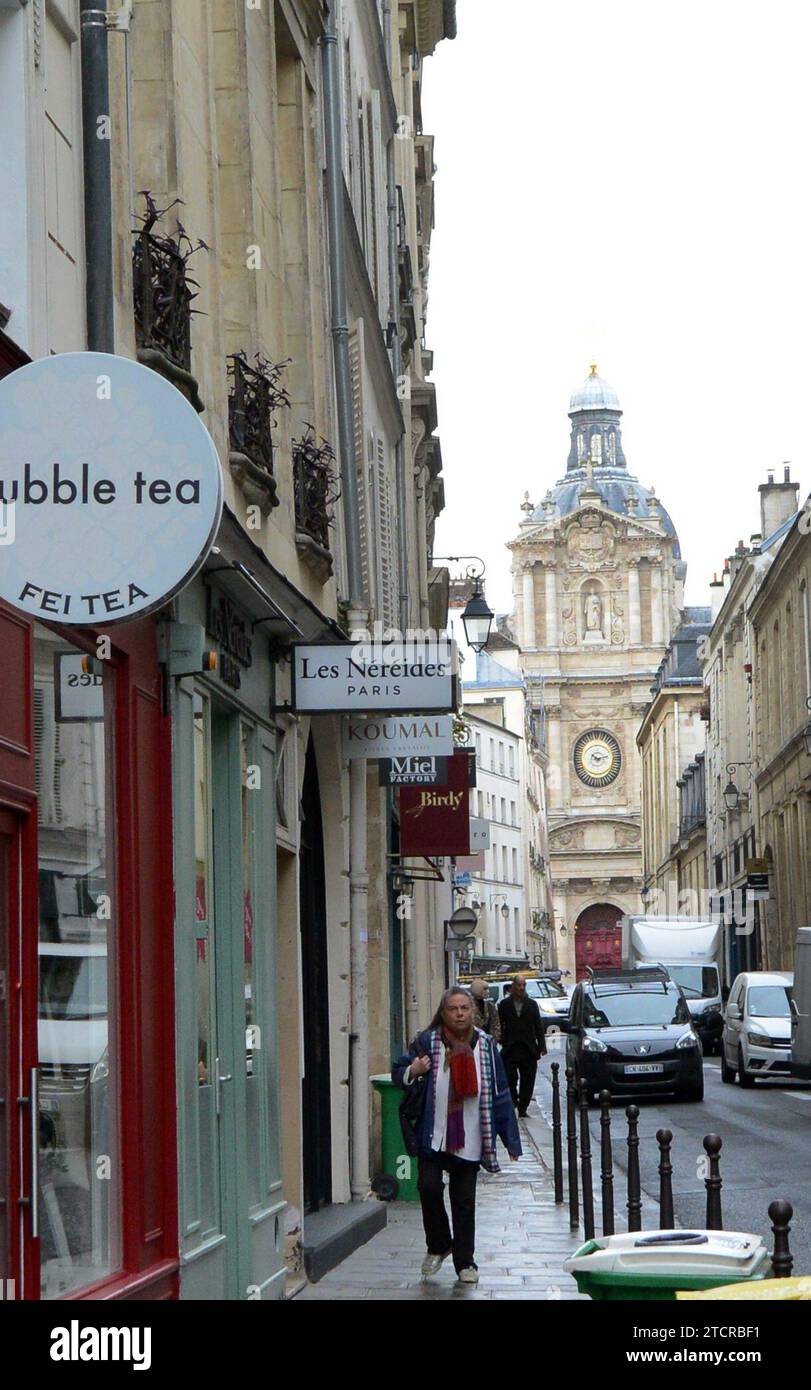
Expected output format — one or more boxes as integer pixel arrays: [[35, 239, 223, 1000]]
[[508, 368, 685, 978]]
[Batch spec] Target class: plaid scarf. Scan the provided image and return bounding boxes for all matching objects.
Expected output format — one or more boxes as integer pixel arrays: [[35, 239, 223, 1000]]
[[429, 1028, 500, 1172]]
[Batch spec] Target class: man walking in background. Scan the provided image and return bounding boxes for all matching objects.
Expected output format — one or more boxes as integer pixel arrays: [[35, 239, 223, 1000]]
[[498, 975, 545, 1117], [470, 978, 501, 1042]]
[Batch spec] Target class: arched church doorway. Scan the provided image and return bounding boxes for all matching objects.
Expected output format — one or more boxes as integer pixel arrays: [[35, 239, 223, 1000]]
[[574, 903, 624, 978]]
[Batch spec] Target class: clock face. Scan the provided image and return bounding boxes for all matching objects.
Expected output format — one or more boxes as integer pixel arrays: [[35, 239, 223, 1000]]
[[573, 729, 622, 788]]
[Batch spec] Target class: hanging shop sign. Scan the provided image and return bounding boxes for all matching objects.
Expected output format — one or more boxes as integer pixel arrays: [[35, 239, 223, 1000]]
[[378, 756, 449, 786], [399, 750, 471, 856], [0, 352, 223, 624], [745, 857, 770, 901], [343, 713, 454, 759], [54, 651, 104, 722], [206, 589, 253, 690], [469, 817, 491, 851], [292, 640, 456, 713]]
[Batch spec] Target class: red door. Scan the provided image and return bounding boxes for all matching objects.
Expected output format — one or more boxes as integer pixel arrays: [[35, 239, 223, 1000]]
[[0, 808, 39, 1300], [575, 904, 624, 979]]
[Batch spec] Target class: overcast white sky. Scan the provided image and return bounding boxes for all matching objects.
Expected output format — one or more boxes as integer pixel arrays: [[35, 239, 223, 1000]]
[[421, 0, 811, 616]]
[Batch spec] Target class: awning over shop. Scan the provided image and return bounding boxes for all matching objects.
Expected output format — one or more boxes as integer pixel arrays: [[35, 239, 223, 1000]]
[[205, 502, 345, 645]]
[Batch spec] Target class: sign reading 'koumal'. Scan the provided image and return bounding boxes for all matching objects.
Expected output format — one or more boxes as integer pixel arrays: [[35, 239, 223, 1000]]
[[343, 713, 454, 759], [0, 352, 223, 624], [292, 638, 456, 713], [399, 750, 471, 856]]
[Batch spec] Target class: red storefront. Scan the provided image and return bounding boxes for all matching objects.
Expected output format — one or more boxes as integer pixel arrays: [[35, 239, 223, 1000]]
[[0, 332, 178, 1300]]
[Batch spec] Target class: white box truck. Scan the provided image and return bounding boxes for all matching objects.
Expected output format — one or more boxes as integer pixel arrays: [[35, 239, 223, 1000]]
[[790, 927, 811, 1081], [622, 916, 724, 1053]]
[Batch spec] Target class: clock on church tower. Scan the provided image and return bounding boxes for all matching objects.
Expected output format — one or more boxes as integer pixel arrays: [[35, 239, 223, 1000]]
[[573, 729, 622, 788]]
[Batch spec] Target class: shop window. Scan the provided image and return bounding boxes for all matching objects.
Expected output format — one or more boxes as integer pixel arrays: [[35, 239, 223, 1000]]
[[34, 625, 119, 1298], [192, 692, 220, 1240]]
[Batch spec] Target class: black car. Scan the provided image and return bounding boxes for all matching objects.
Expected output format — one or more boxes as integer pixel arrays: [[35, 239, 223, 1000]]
[[566, 967, 704, 1103]]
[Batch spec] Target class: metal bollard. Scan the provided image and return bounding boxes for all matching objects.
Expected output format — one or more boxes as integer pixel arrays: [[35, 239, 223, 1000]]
[[626, 1104, 642, 1233], [599, 1090, 615, 1237], [579, 1083, 595, 1240], [656, 1129, 674, 1230], [768, 1200, 794, 1278], [703, 1134, 723, 1230], [565, 1068, 579, 1231], [551, 1062, 564, 1205]]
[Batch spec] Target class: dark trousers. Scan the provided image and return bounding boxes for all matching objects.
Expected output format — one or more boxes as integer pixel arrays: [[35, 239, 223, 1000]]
[[417, 1152, 479, 1272], [504, 1044, 538, 1113]]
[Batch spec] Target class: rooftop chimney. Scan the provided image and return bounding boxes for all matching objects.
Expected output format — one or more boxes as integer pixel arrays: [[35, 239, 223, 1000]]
[[709, 572, 725, 620], [759, 464, 799, 540]]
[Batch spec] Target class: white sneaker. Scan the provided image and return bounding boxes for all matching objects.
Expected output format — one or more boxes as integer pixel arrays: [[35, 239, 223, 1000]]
[[421, 1249, 452, 1278], [457, 1266, 479, 1285]]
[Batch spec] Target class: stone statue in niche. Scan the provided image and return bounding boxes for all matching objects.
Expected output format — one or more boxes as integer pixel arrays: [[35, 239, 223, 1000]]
[[583, 589, 604, 641]]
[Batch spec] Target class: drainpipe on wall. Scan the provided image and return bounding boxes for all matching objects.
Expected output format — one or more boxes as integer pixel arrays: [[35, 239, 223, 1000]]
[[322, 5, 370, 1201], [79, 1, 115, 353], [382, 0, 420, 1047], [382, 0, 409, 638]]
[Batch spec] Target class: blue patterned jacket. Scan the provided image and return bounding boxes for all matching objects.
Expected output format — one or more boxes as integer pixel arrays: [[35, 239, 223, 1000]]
[[392, 1027, 522, 1172]]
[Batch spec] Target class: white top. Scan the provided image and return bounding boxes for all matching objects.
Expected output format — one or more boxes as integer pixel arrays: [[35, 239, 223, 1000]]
[[430, 1041, 483, 1162]]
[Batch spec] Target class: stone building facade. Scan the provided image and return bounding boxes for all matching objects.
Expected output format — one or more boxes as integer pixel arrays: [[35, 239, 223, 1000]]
[[637, 616, 712, 915], [701, 467, 804, 982], [0, 0, 458, 1301], [509, 368, 685, 978], [749, 499, 811, 971]]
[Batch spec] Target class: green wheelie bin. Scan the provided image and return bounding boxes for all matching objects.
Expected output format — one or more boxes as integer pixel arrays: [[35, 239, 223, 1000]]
[[371, 1074, 420, 1202], [564, 1230, 772, 1300]]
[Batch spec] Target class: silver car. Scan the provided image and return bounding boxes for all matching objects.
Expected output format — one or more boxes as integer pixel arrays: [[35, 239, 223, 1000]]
[[721, 971, 794, 1086]]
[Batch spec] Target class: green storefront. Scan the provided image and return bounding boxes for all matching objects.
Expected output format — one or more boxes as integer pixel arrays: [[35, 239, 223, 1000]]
[[165, 505, 338, 1300]]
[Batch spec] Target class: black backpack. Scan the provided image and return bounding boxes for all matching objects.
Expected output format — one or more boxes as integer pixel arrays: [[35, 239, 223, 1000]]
[[399, 1054, 429, 1156]]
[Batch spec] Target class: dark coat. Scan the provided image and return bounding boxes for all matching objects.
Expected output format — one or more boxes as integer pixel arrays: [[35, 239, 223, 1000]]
[[391, 1027, 522, 1169], [498, 993, 545, 1060]]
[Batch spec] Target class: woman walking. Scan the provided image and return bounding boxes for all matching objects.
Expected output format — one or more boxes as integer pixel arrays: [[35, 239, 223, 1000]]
[[392, 987, 521, 1284]]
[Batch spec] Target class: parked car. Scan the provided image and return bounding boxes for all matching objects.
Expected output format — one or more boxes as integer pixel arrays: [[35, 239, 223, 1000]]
[[791, 928, 811, 1080], [721, 970, 794, 1087], [566, 966, 704, 1103], [485, 975, 571, 1029]]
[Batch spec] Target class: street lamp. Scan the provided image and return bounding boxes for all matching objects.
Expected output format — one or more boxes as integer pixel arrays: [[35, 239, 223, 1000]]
[[803, 697, 811, 758], [723, 761, 752, 813], [461, 578, 494, 653], [432, 555, 495, 653]]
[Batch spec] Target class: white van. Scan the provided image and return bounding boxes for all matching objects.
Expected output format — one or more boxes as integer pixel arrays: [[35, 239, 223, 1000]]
[[721, 970, 793, 1086], [790, 928, 811, 1081]]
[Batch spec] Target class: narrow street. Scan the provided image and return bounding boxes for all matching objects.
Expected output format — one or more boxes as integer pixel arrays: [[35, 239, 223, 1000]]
[[534, 1057, 811, 1272]]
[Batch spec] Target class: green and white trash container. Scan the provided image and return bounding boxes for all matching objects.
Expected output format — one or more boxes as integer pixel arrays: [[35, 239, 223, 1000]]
[[371, 1074, 420, 1202], [564, 1230, 771, 1301]]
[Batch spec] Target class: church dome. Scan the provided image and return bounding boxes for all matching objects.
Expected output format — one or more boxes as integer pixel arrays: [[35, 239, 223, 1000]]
[[525, 366, 682, 558], [569, 365, 621, 415], [531, 474, 681, 559]]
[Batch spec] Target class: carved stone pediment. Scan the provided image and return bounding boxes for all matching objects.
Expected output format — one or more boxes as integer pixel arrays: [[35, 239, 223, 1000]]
[[549, 817, 642, 854], [564, 511, 617, 567]]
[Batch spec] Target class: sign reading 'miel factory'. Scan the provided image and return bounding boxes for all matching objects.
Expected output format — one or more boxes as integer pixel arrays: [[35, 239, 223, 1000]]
[[0, 352, 223, 623], [292, 640, 456, 713]]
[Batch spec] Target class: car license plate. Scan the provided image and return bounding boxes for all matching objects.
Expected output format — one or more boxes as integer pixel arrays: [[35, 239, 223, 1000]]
[[624, 1063, 663, 1075]]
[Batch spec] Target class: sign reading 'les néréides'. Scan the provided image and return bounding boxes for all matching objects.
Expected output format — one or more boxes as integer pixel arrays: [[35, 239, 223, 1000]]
[[0, 353, 223, 623], [292, 641, 456, 713]]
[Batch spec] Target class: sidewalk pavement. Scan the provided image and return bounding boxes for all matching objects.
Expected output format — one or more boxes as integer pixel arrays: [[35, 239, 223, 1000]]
[[293, 1096, 588, 1301]]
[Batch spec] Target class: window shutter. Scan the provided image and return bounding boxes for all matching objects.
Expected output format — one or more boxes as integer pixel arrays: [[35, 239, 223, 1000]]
[[372, 434, 397, 628], [369, 91, 387, 315], [34, 683, 61, 826], [348, 322, 371, 605]]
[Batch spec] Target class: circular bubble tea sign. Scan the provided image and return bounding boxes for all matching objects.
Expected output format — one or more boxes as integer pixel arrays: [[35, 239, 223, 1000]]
[[0, 352, 223, 623]]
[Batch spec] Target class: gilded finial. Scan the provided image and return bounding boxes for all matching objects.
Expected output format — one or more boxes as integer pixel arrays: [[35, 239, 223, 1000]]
[[589, 362, 598, 376]]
